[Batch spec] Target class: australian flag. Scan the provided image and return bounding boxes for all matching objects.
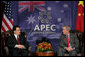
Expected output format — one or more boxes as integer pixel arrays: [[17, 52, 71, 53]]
[[11, 1, 78, 41]]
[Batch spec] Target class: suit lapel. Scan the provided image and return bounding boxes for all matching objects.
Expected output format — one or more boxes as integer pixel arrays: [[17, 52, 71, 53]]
[[69, 33, 73, 45], [70, 33, 73, 43], [12, 35, 18, 43], [63, 35, 68, 45]]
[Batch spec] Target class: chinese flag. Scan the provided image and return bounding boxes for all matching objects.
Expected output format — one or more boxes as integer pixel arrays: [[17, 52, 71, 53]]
[[76, 1, 84, 32]]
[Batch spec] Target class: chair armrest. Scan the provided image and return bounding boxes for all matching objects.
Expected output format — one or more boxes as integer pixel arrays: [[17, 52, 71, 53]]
[[28, 46, 32, 56], [28, 46, 32, 51], [4, 46, 9, 56]]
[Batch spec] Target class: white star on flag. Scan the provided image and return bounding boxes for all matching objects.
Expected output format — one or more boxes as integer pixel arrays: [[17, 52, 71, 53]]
[[26, 15, 36, 24]]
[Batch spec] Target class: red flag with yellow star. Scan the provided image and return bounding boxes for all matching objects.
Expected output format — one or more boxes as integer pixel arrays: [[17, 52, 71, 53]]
[[76, 1, 84, 32]]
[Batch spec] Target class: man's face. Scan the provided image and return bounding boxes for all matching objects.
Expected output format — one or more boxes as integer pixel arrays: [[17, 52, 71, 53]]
[[14, 27, 21, 35], [62, 27, 68, 35]]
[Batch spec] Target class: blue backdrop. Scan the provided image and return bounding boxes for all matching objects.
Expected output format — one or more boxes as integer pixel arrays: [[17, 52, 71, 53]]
[[9, 1, 78, 53]]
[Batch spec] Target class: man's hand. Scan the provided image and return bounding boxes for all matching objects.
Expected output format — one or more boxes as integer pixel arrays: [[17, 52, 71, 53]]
[[65, 47, 74, 52], [15, 45, 26, 49], [18, 45, 25, 49]]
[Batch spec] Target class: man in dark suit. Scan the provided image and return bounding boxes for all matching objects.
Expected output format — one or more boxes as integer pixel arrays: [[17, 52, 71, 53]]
[[7, 25, 29, 56], [57, 25, 79, 56]]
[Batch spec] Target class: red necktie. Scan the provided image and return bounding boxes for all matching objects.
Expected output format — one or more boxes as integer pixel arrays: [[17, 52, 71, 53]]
[[17, 36, 20, 44], [67, 35, 70, 47]]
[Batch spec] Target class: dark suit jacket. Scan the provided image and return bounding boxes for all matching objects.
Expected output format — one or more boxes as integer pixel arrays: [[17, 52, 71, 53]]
[[59, 33, 79, 51], [7, 34, 29, 51]]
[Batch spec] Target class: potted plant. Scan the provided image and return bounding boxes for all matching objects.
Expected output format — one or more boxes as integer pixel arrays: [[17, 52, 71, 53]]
[[36, 41, 54, 56]]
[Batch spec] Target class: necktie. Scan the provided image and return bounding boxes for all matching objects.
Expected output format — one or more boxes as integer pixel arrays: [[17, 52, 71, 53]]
[[17, 36, 20, 44], [67, 35, 70, 47]]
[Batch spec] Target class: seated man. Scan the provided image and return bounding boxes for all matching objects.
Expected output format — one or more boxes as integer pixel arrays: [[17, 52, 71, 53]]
[[7, 25, 29, 56], [57, 25, 79, 56]]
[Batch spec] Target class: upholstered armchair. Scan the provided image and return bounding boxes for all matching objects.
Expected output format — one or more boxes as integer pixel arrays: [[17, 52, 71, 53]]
[[1, 31, 32, 56], [71, 30, 84, 56], [64, 30, 84, 56]]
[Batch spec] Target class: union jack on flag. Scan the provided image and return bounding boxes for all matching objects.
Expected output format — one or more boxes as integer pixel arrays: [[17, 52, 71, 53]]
[[19, 1, 46, 12]]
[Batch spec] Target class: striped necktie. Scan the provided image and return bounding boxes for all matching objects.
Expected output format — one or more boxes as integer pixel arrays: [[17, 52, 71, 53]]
[[17, 36, 20, 44], [67, 34, 70, 47]]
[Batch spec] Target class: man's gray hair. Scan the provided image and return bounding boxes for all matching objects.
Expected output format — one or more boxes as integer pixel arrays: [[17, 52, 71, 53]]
[[63, 25, 71, 31]]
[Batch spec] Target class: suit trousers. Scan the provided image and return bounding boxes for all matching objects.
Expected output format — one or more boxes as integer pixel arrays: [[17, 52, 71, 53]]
[[10, 48, 28, 56], [57, 47, 77, 56]]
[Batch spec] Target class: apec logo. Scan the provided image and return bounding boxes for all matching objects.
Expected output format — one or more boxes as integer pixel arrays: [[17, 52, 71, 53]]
[[34, 11, 56, 32], [34, 24, 56, 31]]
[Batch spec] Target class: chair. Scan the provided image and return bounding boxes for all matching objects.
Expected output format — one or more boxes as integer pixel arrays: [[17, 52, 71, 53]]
[[64, 30, 84, 56], [1, 30, 32, 56]]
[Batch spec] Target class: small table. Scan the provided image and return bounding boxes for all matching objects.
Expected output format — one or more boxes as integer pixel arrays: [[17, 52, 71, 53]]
[[36, 51, 54, 56]]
